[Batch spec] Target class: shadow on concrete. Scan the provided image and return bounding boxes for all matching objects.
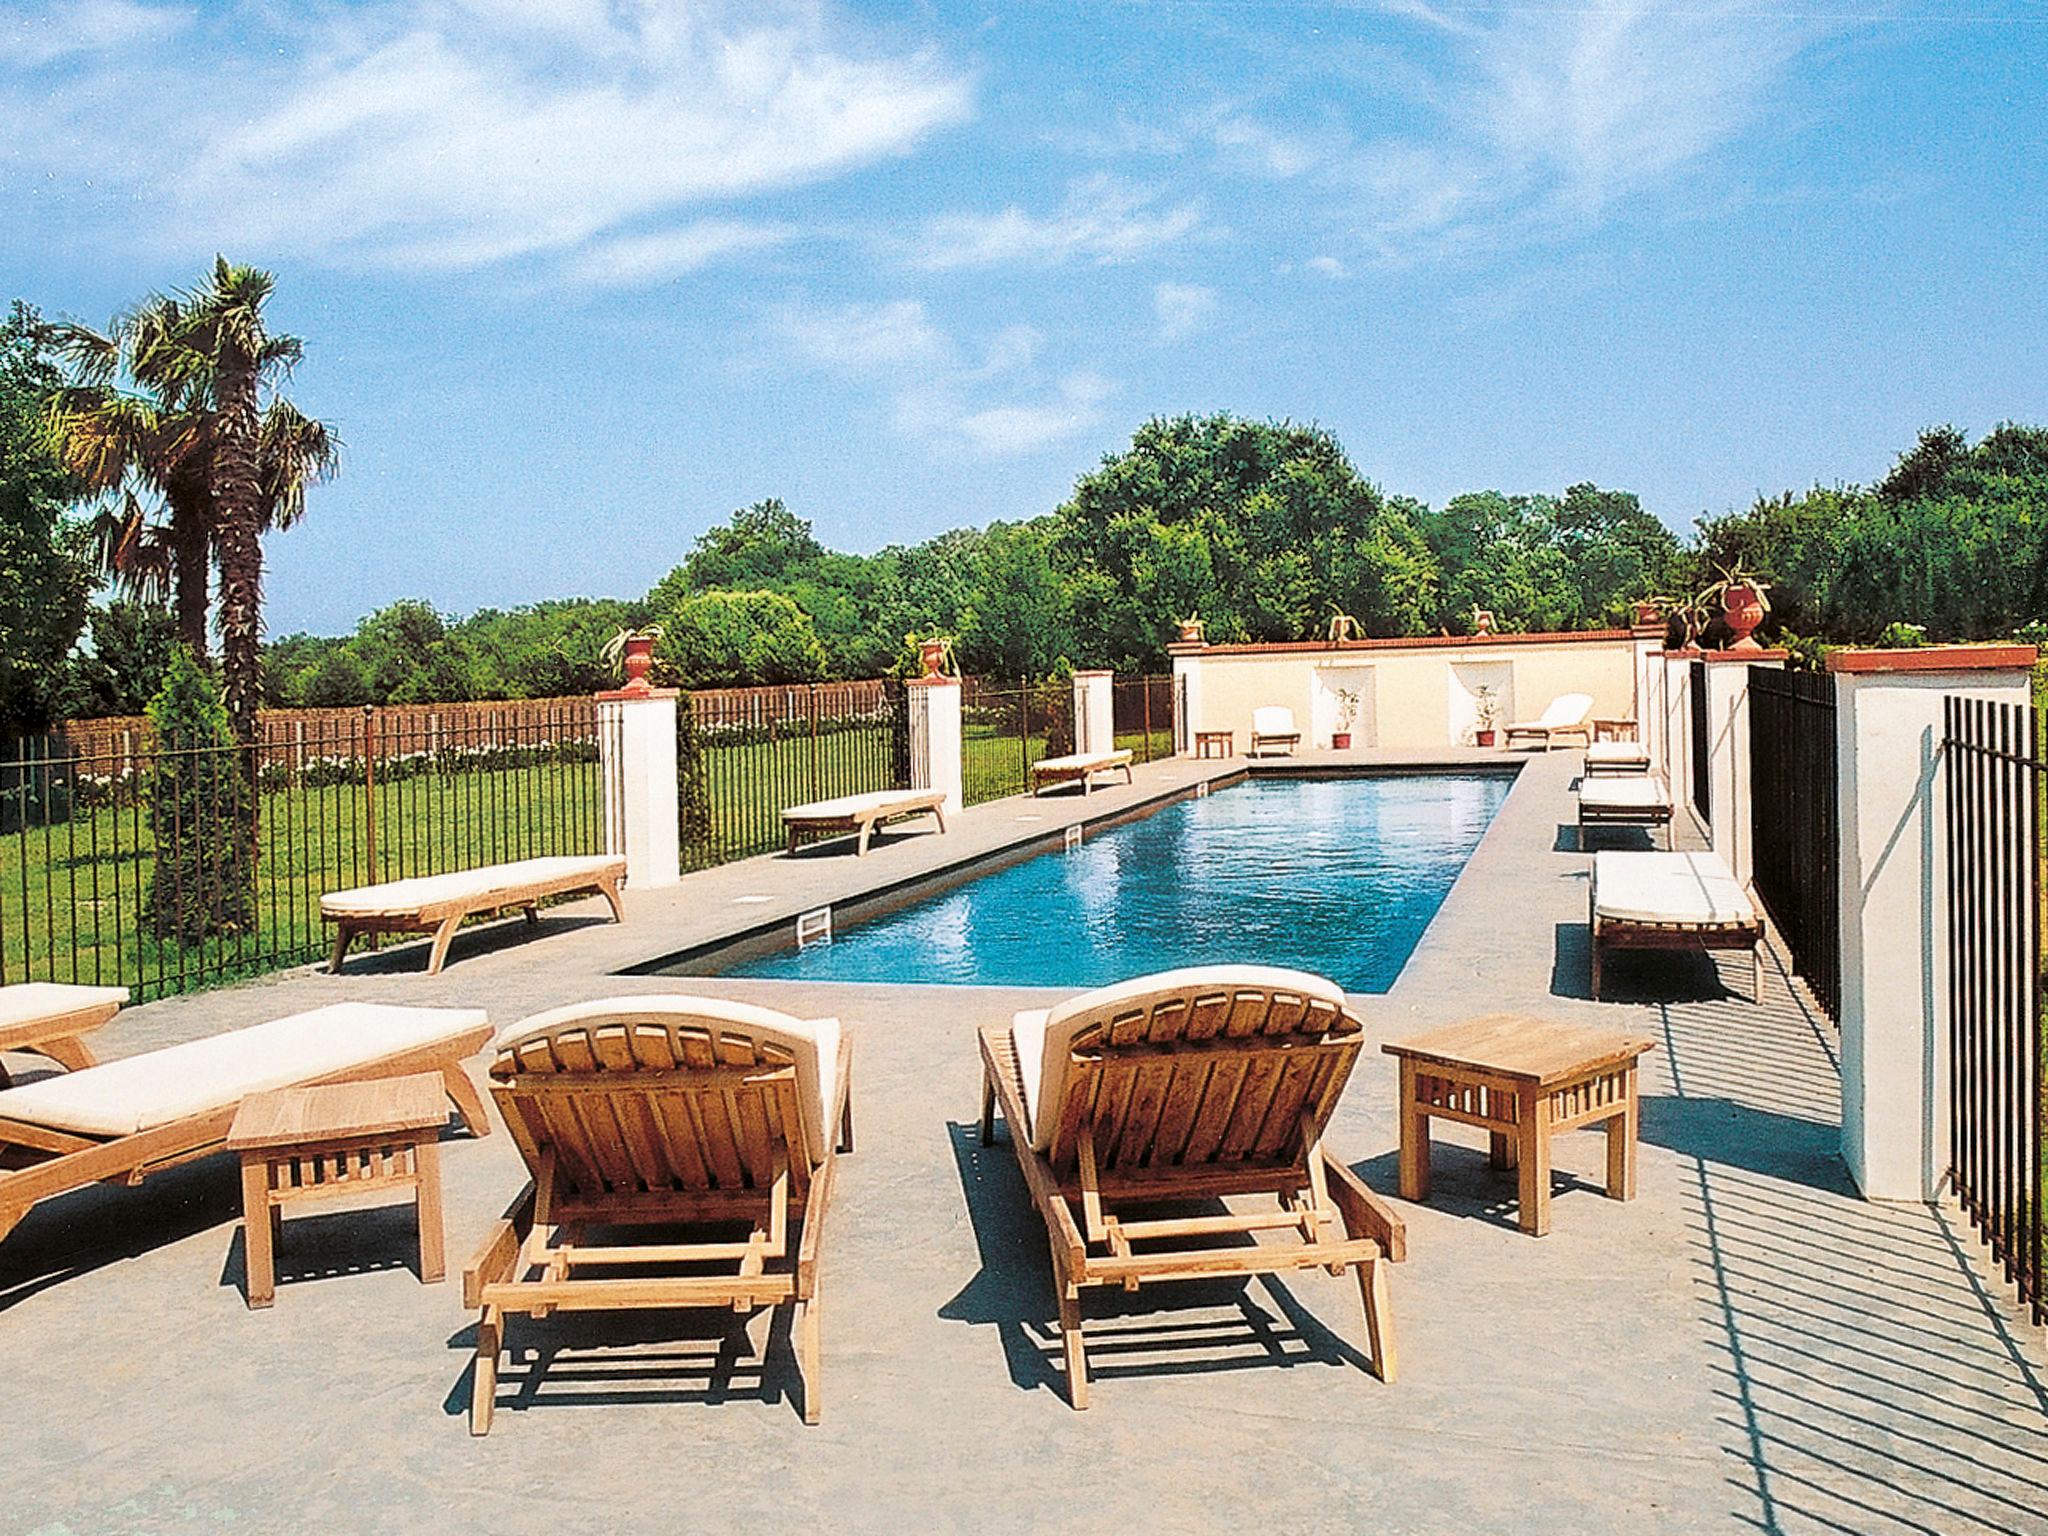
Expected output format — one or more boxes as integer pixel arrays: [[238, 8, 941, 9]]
[[330, 912, 616, 977], [1637, 1094, 1857, 1194], [1347, 1145, 1611, 1235], [444, 1301, 807, 1427], [938, 1121, 1372, 1400], [219, 1202, 430, 1306], [1553, 824, 1663, 855], [1560, 922, 1744, 1005]]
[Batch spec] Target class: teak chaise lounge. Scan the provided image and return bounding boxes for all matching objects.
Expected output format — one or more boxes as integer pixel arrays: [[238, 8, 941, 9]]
[[0, 1002, 492, 1250], [1028, 750, 1134, 797], [1590, 851, 1762, 1001], [322, 854, 626, 975], [1248, 706, 1302, 757], [1584, 738, 1652, 775], [781, 788, 947, 856], [0, 983, 129, 1084], [1577, 775, 1674, 849], [977, 965, 1404, 1408], [463, 996, 853, 1432], [1502, 693, 1595, 750]]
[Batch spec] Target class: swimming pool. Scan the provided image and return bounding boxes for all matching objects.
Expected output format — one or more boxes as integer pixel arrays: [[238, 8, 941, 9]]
[[717, 773, 1512, 991]]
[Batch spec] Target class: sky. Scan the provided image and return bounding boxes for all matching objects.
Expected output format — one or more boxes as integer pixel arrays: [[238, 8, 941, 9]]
[[3, 0, 2045, 636]]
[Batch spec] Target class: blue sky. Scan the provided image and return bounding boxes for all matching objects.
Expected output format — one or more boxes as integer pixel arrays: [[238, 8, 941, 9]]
[[4, 0, 2044, 635]]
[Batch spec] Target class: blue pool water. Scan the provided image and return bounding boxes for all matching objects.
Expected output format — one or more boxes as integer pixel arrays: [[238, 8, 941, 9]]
[[722, 774, 1511, 991]]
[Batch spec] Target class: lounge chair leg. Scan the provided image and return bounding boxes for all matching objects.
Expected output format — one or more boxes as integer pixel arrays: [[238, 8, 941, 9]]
[[838, 1070, 855, 1155], [856, 822, 872, 857], [425, 915, 463, 975], [32, 1035, 96, 1073], [795, 1295, 822, 1425], [1752, 945, 1763, 1002], [1358, 1255, 1397, 1383], [979, 1066, 997, 1146], [471, 1309, 501, 1436], [597, 877, 625, 924], [1057, 1284, 1090, 1410], [328, 922, 353, 973], [522, 904, 539, 926], [241, 1157, 276, 1309], [442, 1063, 493, 1138]]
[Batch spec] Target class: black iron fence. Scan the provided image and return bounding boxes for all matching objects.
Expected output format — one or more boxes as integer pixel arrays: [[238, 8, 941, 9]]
[[961, 678, 1074, 806], [1111, 675, 1176, 764], [1749, 667, 1842, 1018], [0, 701, 605, 1002], [1942, 695, 2044, 1328], [1690, 659, 1712, 821], [679, 682, 907, 868]]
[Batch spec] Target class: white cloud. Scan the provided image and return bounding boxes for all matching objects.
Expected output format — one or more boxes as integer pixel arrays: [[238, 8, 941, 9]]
[[3, 0, 185, 67], [1153, 281, 1218, 340], [3, 0, 971, 274], [778, 297, 1113, 457], [1306, 255, 1349, 280], [914, 174, 1200, 270], [570, 219, 793, 287]]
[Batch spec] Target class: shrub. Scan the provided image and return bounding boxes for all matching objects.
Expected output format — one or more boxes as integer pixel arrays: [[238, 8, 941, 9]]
[[144, 648, 254, 943]]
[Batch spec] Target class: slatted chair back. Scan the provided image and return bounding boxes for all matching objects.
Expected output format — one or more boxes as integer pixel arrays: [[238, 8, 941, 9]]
[[489, 999, 837, 1220], [1040, 969, 1363, 1185]]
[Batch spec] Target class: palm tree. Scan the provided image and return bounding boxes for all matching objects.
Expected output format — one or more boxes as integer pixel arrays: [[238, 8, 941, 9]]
[[45, 272, 336, 684]]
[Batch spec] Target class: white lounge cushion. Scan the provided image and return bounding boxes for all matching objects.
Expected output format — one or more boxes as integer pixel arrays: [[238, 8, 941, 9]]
[[1579, 778, 1671, 812], [1510, 693, 1594, 732], [321, 855, 619, 918], [493, 996, 841, 1165], [1034, 751, 1130, 772], [782, 789, 938, 822], [0, 1003, 489, 1138], [1012, 965, 1350, 1152], [1586, 740, 1651, 769], [1251, 708, 1298, 738], [1593, 852, 1756, 928], [0, 982, 128, 1030]]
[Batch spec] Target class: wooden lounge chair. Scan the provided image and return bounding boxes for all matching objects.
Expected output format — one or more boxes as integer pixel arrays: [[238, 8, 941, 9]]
[[463, 996, 853, 1433], [781, 788, 947, 856], [1502, 693, 1595, 750], [1028, 750, 1134, 797], [1578, 775, 1673, 849], [322, 854, 626, 975], [977, 965, 1403, 1408], [1590, 851, 1762, 1001], [1248, 706, 1301, 757], [0, 983, 128, 1084], [1584, 739, 1652, 775], [0, 1003, 492, 1251]]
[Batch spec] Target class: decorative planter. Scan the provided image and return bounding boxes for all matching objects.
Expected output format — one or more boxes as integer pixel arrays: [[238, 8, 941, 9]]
[[1475, 729, 1496, 747], [1332, 732, 1353, 750], [1177, 617, 1206, 644], [620, 634, 656, 693], [1472, 609, 1496, 636], [1721, 584, 1766, 651], [918, 638, 948, 678], [1633, 601, 1664, 626]]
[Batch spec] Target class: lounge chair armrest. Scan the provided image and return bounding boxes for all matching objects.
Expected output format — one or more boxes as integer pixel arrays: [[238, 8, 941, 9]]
[[463, 1180, 536, 1308], [1323, 1149, 1406, 1263]]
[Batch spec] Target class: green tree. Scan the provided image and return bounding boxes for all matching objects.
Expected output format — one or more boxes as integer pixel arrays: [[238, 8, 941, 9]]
[[652, 589, 827, 687], [144, 646, 253, 942], [0, 303, 93, 739], [53, 600, 178, 719], [956, 521, 1074, 679], [298, 645, 375, 707]]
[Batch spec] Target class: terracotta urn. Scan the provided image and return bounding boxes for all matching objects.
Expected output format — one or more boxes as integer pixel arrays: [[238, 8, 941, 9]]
[[1332, 732, 1353, 750], [1721, 584, 1766, 650], [1472, 609, 1496, 636], [620, 633, 656, 693], [1633, 601, 1664, 627], [1476, 729, 1496, 747], [1177, 616, 1206, 644], [918, 638, 948, 678]]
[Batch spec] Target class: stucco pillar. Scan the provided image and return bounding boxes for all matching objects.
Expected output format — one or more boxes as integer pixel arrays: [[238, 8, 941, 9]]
[[1072, 670, 1114, 756], [1631, 623, 1665, 774], [906, 675, 963, 818], [1169, 642, 1206, 756], [596, 687, 679, 889], [1831, 646, 2037, 1202], [1660, 650, 1696, 804], [1703, 651, 1782, 887]]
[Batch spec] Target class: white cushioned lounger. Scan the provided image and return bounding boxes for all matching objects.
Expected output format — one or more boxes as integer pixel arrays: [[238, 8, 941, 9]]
[[0, 1003, 490, 1137], [1585, 739, 1652, 774], [780, 788, 947, 857], [493, 996, 841, 1164], [1010, 964, 1349, 1151], [322, 855, 626, 975], [1590, 852, 1762, 1000], [1579, 776, 1673, 848], [1028, 750, 1134, 796], [1503, 693, 1595, 749], [1249, 707, 1301, 757]]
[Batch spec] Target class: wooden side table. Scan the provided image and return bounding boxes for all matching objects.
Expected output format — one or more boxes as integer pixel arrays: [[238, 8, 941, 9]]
[[1383, 1015, 1657, 1236], [1590, 717, 1639, 743], [0, 982, 126, 1084], [227, 1073, 451, 1308], [1194, 730, 1235, 759]]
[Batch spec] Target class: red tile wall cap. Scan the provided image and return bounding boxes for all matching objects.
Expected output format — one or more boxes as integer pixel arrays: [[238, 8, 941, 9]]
[[1195, 628, 1634, 657], [1070, 668, 1114, 678], [1701, 648, 1788, 663], [595, 686, 681, 701], [1166, 641, 1208, 656], [1826, 644, 2038, 674], [903, 673, 962, 687]]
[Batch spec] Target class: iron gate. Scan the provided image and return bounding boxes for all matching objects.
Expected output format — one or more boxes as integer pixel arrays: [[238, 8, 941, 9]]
[[1748, 667, 1841, 1018]]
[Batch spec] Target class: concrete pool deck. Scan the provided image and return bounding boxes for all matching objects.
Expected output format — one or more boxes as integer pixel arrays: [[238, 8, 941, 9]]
[[2, 752, 2045, 1534]]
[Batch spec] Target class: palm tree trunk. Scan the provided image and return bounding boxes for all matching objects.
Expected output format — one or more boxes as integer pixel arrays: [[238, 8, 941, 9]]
[[211, 359, 264, 752], [167, 491, 210, 659]]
